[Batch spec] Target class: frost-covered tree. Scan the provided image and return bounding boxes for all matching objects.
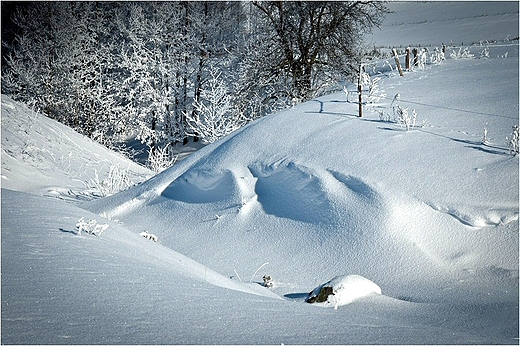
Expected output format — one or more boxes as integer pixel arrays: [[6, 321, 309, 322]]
[[2, 1, 389, 166], [2, 2, 77, 122], [2, 2, 127, 144], [186, 68, 244, 143]]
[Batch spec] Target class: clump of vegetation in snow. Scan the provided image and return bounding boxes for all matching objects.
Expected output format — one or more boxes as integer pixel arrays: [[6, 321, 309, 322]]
[[76, 217, 108, 236], [139, 231, 158, 242], [85, 165, 135, 197], [450, 46, 475, 59], [262, 275, 274, 288], [394, 105, 417, 131], [147, 144, 177, 173], [507, 125, 519, 155]]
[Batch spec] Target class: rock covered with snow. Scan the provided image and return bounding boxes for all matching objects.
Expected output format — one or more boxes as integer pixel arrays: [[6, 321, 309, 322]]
[[306, 275, 382, 309]]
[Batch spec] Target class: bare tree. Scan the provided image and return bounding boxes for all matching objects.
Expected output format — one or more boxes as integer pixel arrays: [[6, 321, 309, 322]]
[[252, 1, 388, 102]]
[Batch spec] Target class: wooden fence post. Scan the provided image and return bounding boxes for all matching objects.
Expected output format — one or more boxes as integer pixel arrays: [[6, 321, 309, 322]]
[[405, 47, 411, 71], [392, 48, 404, 77], [413, 47, 418, 67], [357, 64, 363, 118]]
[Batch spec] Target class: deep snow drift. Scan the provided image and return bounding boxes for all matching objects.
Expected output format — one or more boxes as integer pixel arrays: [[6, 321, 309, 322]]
[[2, 2, 519, 344]]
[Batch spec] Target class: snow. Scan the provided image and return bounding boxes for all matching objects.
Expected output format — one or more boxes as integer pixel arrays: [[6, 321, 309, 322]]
[[307, 275, 383, 309], [367, 1, 519, 47], [1, 96, 152, 200], [2, 3, 519, 344]]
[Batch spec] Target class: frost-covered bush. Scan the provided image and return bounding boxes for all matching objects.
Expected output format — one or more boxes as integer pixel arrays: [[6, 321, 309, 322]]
[[367, 76, 387, 104], [139, 231, 158, 242], [480, 46, 490, 59], [86, 165, 134, 197], [186, 68, 244, 144], [430, 47, 445, 65], [507, 125, 519, 155], [147, 144, 177, 173], [450, 47, 474, 59], [356, 71, 386, 106], [394, 105, 417, 131], [76, 217, 108, 236]]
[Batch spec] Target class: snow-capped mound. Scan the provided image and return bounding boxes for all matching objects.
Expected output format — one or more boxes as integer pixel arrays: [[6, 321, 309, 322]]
[[2, 4, 519, 343], [306, 275, 382, 308], [87, 45, 518, 306]]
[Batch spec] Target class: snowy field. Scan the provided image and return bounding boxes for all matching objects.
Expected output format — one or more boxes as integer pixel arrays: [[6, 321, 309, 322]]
[[2, 2, 519, 344]]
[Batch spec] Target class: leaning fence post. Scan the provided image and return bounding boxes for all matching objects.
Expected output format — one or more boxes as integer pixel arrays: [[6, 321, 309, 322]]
[[392, 48, 404, 77], [357, 64, 363, 118]]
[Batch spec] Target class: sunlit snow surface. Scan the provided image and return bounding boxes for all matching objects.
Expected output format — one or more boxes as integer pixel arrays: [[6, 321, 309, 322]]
[[2, 2, 519, 344]]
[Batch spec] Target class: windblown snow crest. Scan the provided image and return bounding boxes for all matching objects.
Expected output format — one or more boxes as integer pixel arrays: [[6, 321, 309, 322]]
[[157, 157, 389, 229]]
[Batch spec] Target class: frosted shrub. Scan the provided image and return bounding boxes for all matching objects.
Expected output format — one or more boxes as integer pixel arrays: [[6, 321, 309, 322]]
[[430, 47, 445, 65], [394, 105, 417, 131], [450, 47, 474, 59], [367, 76, 387, 104], [507, 125, 519, 155], [480, 46, 490, 59], [76, 217, 108, 236], [147, 144, 177, 173], [139, 231, 158, 242], [86, 165, 134, 197], [186, 68, 243, 144]]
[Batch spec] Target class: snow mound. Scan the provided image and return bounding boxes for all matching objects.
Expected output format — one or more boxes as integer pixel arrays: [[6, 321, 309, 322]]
[[87, 48, 518, 305], [162, 168, 239, 203], [306, 275, 382, 308]]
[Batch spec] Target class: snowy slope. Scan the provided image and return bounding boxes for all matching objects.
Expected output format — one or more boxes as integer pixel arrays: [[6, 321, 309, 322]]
[[87, 43, 519, 298], [2, 2, 519, 344], [1, 95, 152, 200], [367, 1, 519, 47], [85, 41, 518, 342]]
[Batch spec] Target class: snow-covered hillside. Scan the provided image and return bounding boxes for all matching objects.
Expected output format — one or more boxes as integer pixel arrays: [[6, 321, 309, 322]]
[[1, 95, 152, 200], [2, 2, 519, 344], [367, 1, 519, 47]]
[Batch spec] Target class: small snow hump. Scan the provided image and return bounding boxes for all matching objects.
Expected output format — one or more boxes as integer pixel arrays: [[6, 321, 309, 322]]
[[306, 274, 381, 309]]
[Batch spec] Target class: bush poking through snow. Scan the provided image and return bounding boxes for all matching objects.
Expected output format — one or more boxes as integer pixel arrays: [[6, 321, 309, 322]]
[[394, 105, 417, 131], [262, 274, 274, 288], [139, 231, 158, 242], [147, 144, 177, 173], [507, 125, 519, 155], [450, 47, 475, 59], [86, 165, 134, 197], [306, 275, 382, 309], [76, 217, 108, 236]]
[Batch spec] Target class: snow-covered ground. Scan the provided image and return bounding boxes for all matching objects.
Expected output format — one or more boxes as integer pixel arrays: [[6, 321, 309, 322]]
[[367, 1, 519, 47], [2, 2, 519, 344]]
